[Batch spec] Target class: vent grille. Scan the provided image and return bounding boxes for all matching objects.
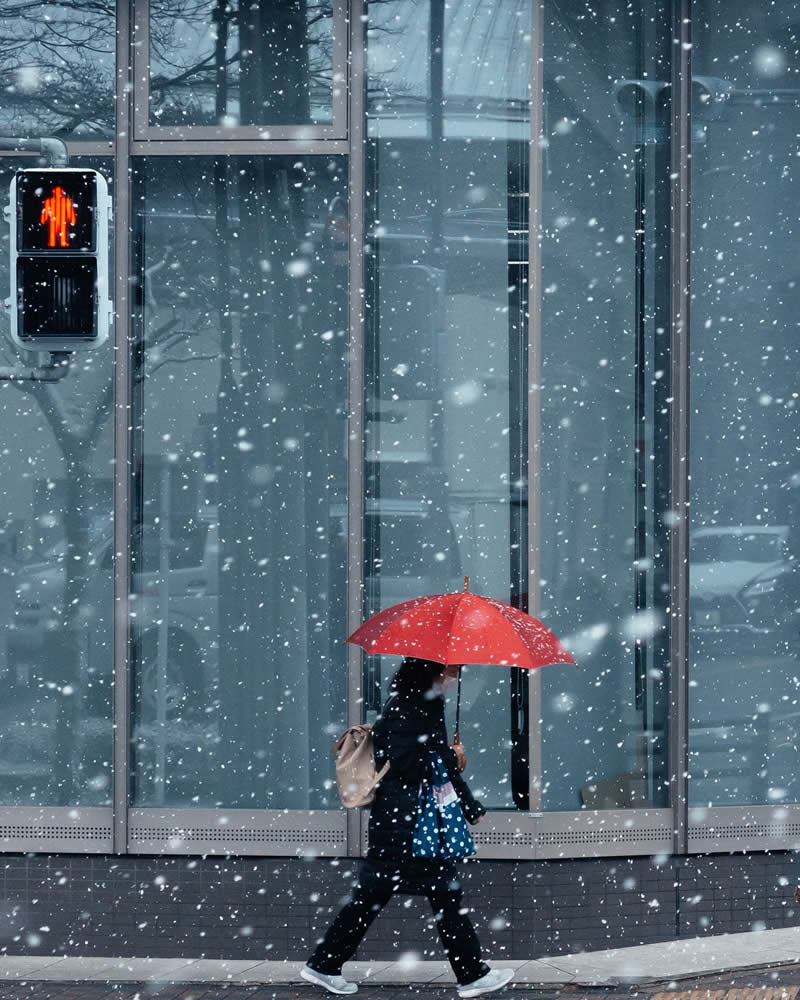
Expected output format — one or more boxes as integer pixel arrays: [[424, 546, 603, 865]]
[[538, 826, 670, 845], [0, 824, 111, 840], [690, 822, 800, 841], [474, 830, 535, 847], [129, 825, 343, 844]]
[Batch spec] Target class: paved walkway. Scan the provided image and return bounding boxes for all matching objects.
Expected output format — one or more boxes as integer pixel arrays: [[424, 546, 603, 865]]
[[0, 926, 798, 989]]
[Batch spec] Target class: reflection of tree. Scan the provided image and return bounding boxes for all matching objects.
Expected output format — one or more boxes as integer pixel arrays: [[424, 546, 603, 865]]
[[5, 359, 110, 802], [0, 247, 213, 803], [0, 1, 345, 809], [116, 154, 345, 809], [151, 0, 332, 126], [0, 2, 115, 136]]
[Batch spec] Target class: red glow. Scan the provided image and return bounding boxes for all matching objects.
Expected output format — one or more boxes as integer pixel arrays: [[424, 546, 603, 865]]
[[40, 186, 77, 248]]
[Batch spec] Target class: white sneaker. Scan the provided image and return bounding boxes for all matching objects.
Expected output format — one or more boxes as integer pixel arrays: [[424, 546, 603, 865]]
[[457, 967, 514, 998], [301, 965, 358, 995]]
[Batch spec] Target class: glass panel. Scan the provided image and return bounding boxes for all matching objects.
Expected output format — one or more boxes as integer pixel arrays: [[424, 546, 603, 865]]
[[0, 5, 114, 139], [539, 3, 672, 810], [365, 0, 531, 810], [149, 1, 335, 128], [0, 157, 114, 806], [690, 2, 800, 807], [132, 156, 348, 809]]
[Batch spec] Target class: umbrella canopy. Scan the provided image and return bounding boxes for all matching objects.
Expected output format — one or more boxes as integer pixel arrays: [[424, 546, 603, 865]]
[[346, 584, 575, 670], [347, 579, 575, 739]]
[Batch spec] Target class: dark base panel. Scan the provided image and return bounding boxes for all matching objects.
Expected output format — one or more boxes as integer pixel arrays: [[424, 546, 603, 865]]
[[0, 854, 796, 959]]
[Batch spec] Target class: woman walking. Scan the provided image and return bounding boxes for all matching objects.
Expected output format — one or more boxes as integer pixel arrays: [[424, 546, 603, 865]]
[[302, 657, 514, 998]]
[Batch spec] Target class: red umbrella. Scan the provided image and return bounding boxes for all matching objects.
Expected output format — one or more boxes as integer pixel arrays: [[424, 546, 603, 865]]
[[347, 577, 575, 736]]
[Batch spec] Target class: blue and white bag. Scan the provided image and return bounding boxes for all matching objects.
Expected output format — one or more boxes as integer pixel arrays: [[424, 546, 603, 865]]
[[412, 753, 476, 860]]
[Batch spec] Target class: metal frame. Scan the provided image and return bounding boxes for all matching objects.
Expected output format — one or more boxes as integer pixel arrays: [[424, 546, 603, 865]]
[[504, 0, 684, 858], [112, 0, 134, 857], [0, 143, 113, 159], [0, 0, 795, 863], [129, 140, 349, 156], [346, 0, 367, 859], [526, 0, 544, 815], [117, 0, 800, 864], [116, 0, 360, 858], [63, 142, 115, 158], [132, 0, 348, 142], [668, 0, 692, 855]]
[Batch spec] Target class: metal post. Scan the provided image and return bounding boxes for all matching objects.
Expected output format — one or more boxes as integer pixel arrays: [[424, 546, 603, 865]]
[[0, 137, 69, 166], [111, 0, 133, 855], [429, 0, 444, 254], [632, 8, 648, 726], [346, 0, 367, 858], [652, 86, 673, 810], [668, 0, 692, 856], [509, 137, 529, 811], [527, 0, 544, 814]]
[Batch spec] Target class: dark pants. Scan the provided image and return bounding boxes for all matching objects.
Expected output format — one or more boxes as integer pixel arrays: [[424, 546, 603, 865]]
[[308, 876, 489, 985]]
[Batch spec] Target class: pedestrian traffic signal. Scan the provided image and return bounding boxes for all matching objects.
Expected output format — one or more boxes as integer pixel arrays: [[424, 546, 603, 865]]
[[6, 168, 111, 351]]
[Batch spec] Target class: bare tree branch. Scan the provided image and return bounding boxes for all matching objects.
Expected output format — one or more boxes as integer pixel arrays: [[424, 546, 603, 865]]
[[146, 353, 221, 378]]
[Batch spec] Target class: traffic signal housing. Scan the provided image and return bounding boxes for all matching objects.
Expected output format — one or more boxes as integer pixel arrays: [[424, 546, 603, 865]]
[[6, 168, 111, 351]]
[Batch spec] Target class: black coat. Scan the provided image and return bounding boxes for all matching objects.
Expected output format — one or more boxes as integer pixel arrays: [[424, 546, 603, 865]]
[[367, 690, 486, 865]]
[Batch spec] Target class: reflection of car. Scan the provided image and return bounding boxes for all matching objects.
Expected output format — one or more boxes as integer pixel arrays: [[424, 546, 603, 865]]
[[690, 525, 790, 631], [739, 559, 799, 650], [369, 207, 525, 299], [11, 538, 111, 660], [11, 516, 220, 723], [6, 515, 222, 804]]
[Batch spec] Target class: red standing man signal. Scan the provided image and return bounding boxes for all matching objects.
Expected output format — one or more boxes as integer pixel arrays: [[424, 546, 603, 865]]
[[40, 185, 77, 248]]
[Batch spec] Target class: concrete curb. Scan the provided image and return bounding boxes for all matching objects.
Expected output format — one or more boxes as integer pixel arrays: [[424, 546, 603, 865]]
[[0, 927, 798, 987]]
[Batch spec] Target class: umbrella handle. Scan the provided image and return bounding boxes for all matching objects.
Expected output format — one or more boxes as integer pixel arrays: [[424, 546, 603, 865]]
[[454, 668, 462, 743]]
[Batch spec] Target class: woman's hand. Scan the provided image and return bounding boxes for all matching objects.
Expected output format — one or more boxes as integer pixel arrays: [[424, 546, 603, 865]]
[[469, 815, 483, 825], [451, 741, 467, 772]]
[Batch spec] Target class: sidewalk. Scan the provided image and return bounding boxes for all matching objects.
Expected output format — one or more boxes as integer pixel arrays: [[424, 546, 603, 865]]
[[0, 926, 798, 989]]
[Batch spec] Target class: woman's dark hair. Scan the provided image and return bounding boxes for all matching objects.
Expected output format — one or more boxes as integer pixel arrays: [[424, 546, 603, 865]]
[[389, 657, 444, 696]]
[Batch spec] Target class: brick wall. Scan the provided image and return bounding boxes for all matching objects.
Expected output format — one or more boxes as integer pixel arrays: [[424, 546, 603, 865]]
[[0, 853, 796, 959]]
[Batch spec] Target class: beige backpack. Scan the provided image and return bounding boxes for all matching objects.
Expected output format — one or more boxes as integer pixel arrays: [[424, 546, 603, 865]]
[[333, 722, 391, 808]]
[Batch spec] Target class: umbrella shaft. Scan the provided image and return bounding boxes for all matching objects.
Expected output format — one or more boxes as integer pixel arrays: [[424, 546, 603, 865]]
[[455, 671, 462, 742]]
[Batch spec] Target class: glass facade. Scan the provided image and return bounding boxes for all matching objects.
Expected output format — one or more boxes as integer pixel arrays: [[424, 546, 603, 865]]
[[689, 1, 800, 808], [540, 2, 672, 812], [365, 0, 531, 810], [131, 156, 348, 809], [0, 0, 794, 857]]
